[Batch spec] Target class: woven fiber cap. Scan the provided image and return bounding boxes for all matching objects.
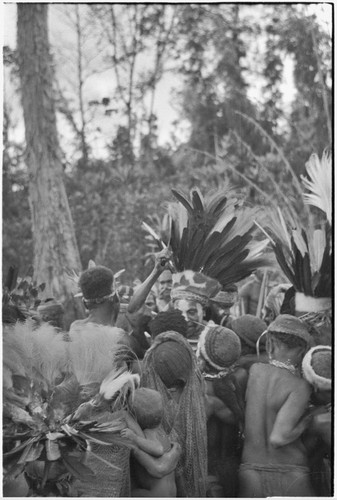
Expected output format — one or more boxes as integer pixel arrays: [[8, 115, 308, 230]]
[[231, 314, 267, 348], [171, 270, 221, 307], [267, 314, 311, 344], [302, 345, 332, 391], [79, 266, 114, 301], [197, 323, 241, 371], [152, 337, 193, 388], [131, 388, 163, 429]]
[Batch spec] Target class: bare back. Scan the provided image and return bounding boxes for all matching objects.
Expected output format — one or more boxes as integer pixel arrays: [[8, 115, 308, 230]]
[[242, 363, 311, 466]]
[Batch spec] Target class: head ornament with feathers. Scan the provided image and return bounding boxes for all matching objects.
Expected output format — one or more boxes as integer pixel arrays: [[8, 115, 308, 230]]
[[166, 187, 270, 295], [260, 152, 331, 318]]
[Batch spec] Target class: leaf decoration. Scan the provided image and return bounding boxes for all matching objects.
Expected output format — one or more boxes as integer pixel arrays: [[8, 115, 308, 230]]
[[45, 439, 61, 461], [3, 437, 37, 458], [18, 441, 43, 464]]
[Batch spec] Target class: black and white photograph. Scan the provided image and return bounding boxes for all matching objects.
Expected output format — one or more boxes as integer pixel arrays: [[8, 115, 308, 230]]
[[2, 1, 332, 497]]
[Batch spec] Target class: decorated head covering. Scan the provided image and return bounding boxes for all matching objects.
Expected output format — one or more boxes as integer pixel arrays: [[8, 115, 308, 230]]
[[302, 345, 331, 391], [209, 284, 238, 307], [130, 388, 163, 429], [197, 323, 241, 371], [231, 314, 267, 348], [148, 310, 188, 338], [79, 266, 115, 304], [261, 153, 331, 320], [171, 270, 221, 307], [267, 314, 311, 344], [152, 336, 193, 388], [141, 331, 207, 497], [167, 187, 270, 290]]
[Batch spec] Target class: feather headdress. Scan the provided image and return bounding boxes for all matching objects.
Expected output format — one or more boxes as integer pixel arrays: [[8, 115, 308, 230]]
[[167, 187, 270, 288], [301, 151, 331, 225], [262, 208, 331, 301]]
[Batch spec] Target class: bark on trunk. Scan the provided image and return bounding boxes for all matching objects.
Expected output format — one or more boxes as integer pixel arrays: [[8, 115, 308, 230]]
[[17, 4, 84, 327]]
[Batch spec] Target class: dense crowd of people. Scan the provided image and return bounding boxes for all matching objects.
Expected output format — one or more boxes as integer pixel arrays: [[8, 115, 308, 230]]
[[3, 253, 332, 497], [3, 176, 332, 497]]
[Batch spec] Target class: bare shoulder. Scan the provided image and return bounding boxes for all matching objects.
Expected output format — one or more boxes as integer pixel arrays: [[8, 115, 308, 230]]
[[290, 375, 311, 396], [249, 362, 268, 377], [69, 318, 87, 330]]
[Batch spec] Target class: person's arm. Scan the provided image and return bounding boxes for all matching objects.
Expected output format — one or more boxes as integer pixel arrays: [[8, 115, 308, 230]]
[[132, 442, 181, 479], [270, 382, 311, 447], [127, 249, 171, 314], [123, 411, 145, 436], [307, 408, 331, 448], [121, 428, 165, 457], [207, 394, 236, 424]]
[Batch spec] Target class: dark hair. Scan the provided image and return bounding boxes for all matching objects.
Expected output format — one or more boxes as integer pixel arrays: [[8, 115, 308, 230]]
[[79, 266, 114, 301], [148, 310, 188, 338], [271, 331, 307, 350]]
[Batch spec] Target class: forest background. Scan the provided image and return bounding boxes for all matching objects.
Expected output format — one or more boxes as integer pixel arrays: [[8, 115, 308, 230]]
[[3, 3, 332, 326]]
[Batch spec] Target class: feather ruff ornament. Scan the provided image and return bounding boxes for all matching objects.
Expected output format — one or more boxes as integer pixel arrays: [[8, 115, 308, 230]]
[[67, 324, 128, 386]]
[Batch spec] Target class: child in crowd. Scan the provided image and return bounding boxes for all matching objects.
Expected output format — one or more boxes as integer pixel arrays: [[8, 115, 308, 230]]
[[122, 388, 179, 497]]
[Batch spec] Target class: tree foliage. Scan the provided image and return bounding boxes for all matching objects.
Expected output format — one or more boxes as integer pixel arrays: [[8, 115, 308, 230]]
[[3, 4, 332, 294]]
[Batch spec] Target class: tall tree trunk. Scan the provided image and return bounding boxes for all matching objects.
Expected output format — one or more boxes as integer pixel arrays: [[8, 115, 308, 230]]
[[17, 4, 84, 327]]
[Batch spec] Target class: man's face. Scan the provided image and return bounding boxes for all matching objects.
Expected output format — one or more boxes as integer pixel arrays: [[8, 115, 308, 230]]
[[145, 294, 157, 312], [263, 307, 275, 326], [174, 299, 204, 338], [158, 271, 172, 300], [211, 302, 230, 319]]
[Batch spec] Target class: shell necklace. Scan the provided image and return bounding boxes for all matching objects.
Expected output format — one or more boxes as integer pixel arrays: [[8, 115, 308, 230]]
[[269, 359, 297, 376]]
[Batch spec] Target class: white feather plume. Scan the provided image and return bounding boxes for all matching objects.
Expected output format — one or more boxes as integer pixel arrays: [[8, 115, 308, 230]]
[[99, 367, 140, 402], [3, 320, 68, 391], [301, 151, 331, 224], [68, 323, 127, 386]]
